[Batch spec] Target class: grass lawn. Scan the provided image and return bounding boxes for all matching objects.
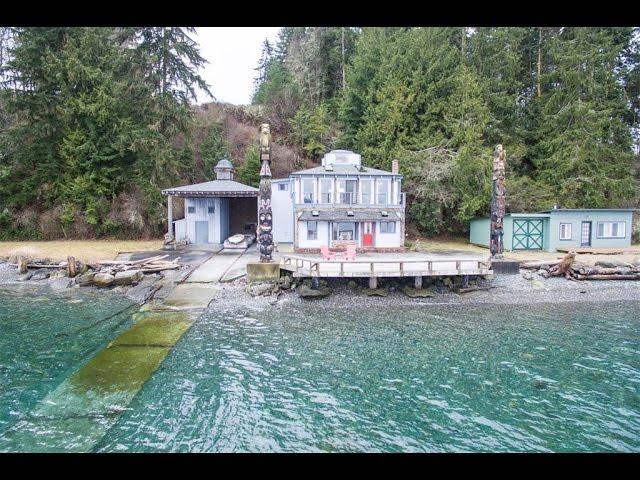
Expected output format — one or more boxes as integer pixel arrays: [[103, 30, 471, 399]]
[[0, 239, 163, 264]]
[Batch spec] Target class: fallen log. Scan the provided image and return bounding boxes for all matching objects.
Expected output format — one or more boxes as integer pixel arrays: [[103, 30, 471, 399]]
[[520, 259, 562, 270], [139, 265, 180, 273], [573, 273, 640, 281], [548, 253, 576, 279], [456, 285, 498, 294]]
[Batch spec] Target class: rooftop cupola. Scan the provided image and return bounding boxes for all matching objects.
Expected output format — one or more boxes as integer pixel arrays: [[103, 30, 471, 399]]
[[321, 149, 362, 170], [214, 158, 235, 180]]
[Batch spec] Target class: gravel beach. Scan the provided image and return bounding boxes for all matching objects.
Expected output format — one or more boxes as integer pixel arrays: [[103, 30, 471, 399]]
[[2, 260, 639, 313]]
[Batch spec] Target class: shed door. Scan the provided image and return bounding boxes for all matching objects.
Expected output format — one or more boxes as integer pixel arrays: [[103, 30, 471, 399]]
[[195, 221, 209, 244], [512, 219, 543, 250]]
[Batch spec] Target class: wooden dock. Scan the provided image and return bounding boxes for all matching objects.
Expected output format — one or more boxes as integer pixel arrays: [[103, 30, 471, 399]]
[[280, 252, 492, 288]]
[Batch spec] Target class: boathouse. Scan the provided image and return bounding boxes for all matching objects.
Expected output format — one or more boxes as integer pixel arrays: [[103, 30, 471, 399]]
[[162, 159, 259, 245], [469, 208, 636, 252]]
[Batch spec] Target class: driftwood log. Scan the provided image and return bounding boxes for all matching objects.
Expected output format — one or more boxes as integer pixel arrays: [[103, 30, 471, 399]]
[[523, 252, 640, 281]]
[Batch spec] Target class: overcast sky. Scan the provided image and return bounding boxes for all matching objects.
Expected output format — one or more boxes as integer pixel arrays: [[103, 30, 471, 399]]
[[193, 27, 281, 106]]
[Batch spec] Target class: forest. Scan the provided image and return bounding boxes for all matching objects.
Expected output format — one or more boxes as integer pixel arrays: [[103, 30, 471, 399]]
[[1, 27, 639, 240]]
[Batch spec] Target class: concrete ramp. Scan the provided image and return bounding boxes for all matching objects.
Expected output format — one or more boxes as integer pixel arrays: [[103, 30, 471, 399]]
[[185, 248, 247, 284]]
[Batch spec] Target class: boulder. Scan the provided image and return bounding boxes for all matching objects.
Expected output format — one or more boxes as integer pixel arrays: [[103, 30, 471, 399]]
[[30, 269, 50, 281], [442, 277, 453, 287], [521, 271, 534, 280], [246, 282, 276, 296], [347, 280, 359, 290], [50, 278, 71, 290], [50, 269, 67, 279], [114, 270, 144, 286], [363, 288, 388, 297], [298, 284, 331, 299], [19, 271, 35, 281], [279, 275, 291, 290], [531, 279, 545, 290], [93, 272, 115, 287], [403, 286, 435, 298], [76, 272, 96, 286]]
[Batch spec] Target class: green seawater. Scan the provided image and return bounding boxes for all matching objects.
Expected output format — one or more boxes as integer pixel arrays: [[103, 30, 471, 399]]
[[1, 288, 639, 452]]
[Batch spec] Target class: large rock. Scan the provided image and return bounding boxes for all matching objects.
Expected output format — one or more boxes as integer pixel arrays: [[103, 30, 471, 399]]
[[31, 269, 50, 281], [50, 278, 71, 290], [76, 272, 96, 286], [114, 270, 144, 286], [363, 288, 388, 297], [298, 284, 331, 299], [403, 286, 436, 298], [246, 282, 276, 296], [279, 275, 291, 290], [19, 271, 35, 281], [93, 273, 115, 287]]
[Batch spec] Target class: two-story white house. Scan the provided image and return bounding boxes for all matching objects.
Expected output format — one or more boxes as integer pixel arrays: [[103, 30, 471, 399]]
[[271, 150, 406, 253]]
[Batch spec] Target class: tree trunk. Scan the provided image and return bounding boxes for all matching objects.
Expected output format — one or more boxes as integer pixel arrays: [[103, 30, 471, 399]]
[[341, 27, 346, 90], [537, 27, 542, 98]]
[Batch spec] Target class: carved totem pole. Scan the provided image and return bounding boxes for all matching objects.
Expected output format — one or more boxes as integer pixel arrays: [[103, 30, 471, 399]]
[[490, 144, 506, 258], [258, 123, 274, 262]]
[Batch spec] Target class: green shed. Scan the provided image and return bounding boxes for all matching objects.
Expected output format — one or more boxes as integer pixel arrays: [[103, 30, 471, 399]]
[[469, 209, 636, 252]]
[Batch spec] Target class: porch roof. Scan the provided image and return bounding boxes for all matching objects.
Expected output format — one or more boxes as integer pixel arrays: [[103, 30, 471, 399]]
[[162, 180, 259, 197], [298, 209, 402, 222]]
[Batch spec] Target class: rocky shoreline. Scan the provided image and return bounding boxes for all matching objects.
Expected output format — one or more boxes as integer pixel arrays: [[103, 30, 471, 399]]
[[2, 259, 639, 312]]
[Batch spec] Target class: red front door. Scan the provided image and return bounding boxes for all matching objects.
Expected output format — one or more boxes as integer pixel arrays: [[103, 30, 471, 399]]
[[363, 222, 374, 247]]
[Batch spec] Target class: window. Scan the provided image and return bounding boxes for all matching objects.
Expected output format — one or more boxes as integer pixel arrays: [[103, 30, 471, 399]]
[[332, 222, 357, 241], [187, 206, 195, 214], [302, 179, 315, 203], [337, 179, 357, 204], [361, 180, 372, 204], [320, 178, 333, 203], [597, 221, 626, 239], [559, 223, 572, 240], [278, 183, 288, 191], [307, 221, 318, 240], [377, 179, 389, 204], [208, 206, 215, 214], [379, 221, 396, 234]]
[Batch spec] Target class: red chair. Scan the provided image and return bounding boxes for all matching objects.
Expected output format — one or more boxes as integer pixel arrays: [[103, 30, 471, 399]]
[[320, 245, 336, 261], [344, 244, 357, 261]]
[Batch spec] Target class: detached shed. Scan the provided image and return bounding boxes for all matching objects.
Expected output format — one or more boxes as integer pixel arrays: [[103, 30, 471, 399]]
[[162, 159, 259, 245], [470, 208, 636, 252]]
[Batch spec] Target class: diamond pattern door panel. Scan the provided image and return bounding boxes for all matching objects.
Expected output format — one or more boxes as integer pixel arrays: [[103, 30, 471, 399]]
[[512, 219, 543, 250]]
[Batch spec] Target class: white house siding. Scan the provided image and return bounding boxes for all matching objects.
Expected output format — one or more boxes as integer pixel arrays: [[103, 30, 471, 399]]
[[185, 197, 223, 244], [374, 221, 401, 247], [272, 179, 294, 243], [297, 220, 330, 249]]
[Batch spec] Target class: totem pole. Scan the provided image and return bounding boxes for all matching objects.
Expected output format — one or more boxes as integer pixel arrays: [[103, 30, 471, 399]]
[[490, 144, 506, 258], [257, 123, 274, 263]]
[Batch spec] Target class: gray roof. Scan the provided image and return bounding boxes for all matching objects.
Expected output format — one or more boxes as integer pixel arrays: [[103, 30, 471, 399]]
[[162, 179, 259, 197], [299, 209, 402, 222], [291, 164, 398, 177]]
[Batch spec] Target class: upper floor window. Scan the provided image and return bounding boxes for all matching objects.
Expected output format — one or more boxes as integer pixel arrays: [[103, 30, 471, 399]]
[[278, 183, 288, 191], [597, 221, 625, 239], [337, 179, 357, 204], [187, 206, 195, 214], [320, 178, 333, 204], [302, 179, 315, 203], [377, 179, 389, 204], [361, 179, 373, 204]]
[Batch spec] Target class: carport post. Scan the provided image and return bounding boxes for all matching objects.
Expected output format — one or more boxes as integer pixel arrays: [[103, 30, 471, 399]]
[[167, 195, 173, 237]]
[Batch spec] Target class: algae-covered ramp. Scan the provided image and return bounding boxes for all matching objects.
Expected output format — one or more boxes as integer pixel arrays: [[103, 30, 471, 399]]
[[0, 310, 195, 452]]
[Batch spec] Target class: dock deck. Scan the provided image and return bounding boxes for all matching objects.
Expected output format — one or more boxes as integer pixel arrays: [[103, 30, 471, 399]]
[[280, 251, 493, 279]]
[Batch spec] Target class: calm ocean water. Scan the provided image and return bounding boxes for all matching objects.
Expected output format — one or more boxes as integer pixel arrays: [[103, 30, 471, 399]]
[[1, 287, 639, 452]]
